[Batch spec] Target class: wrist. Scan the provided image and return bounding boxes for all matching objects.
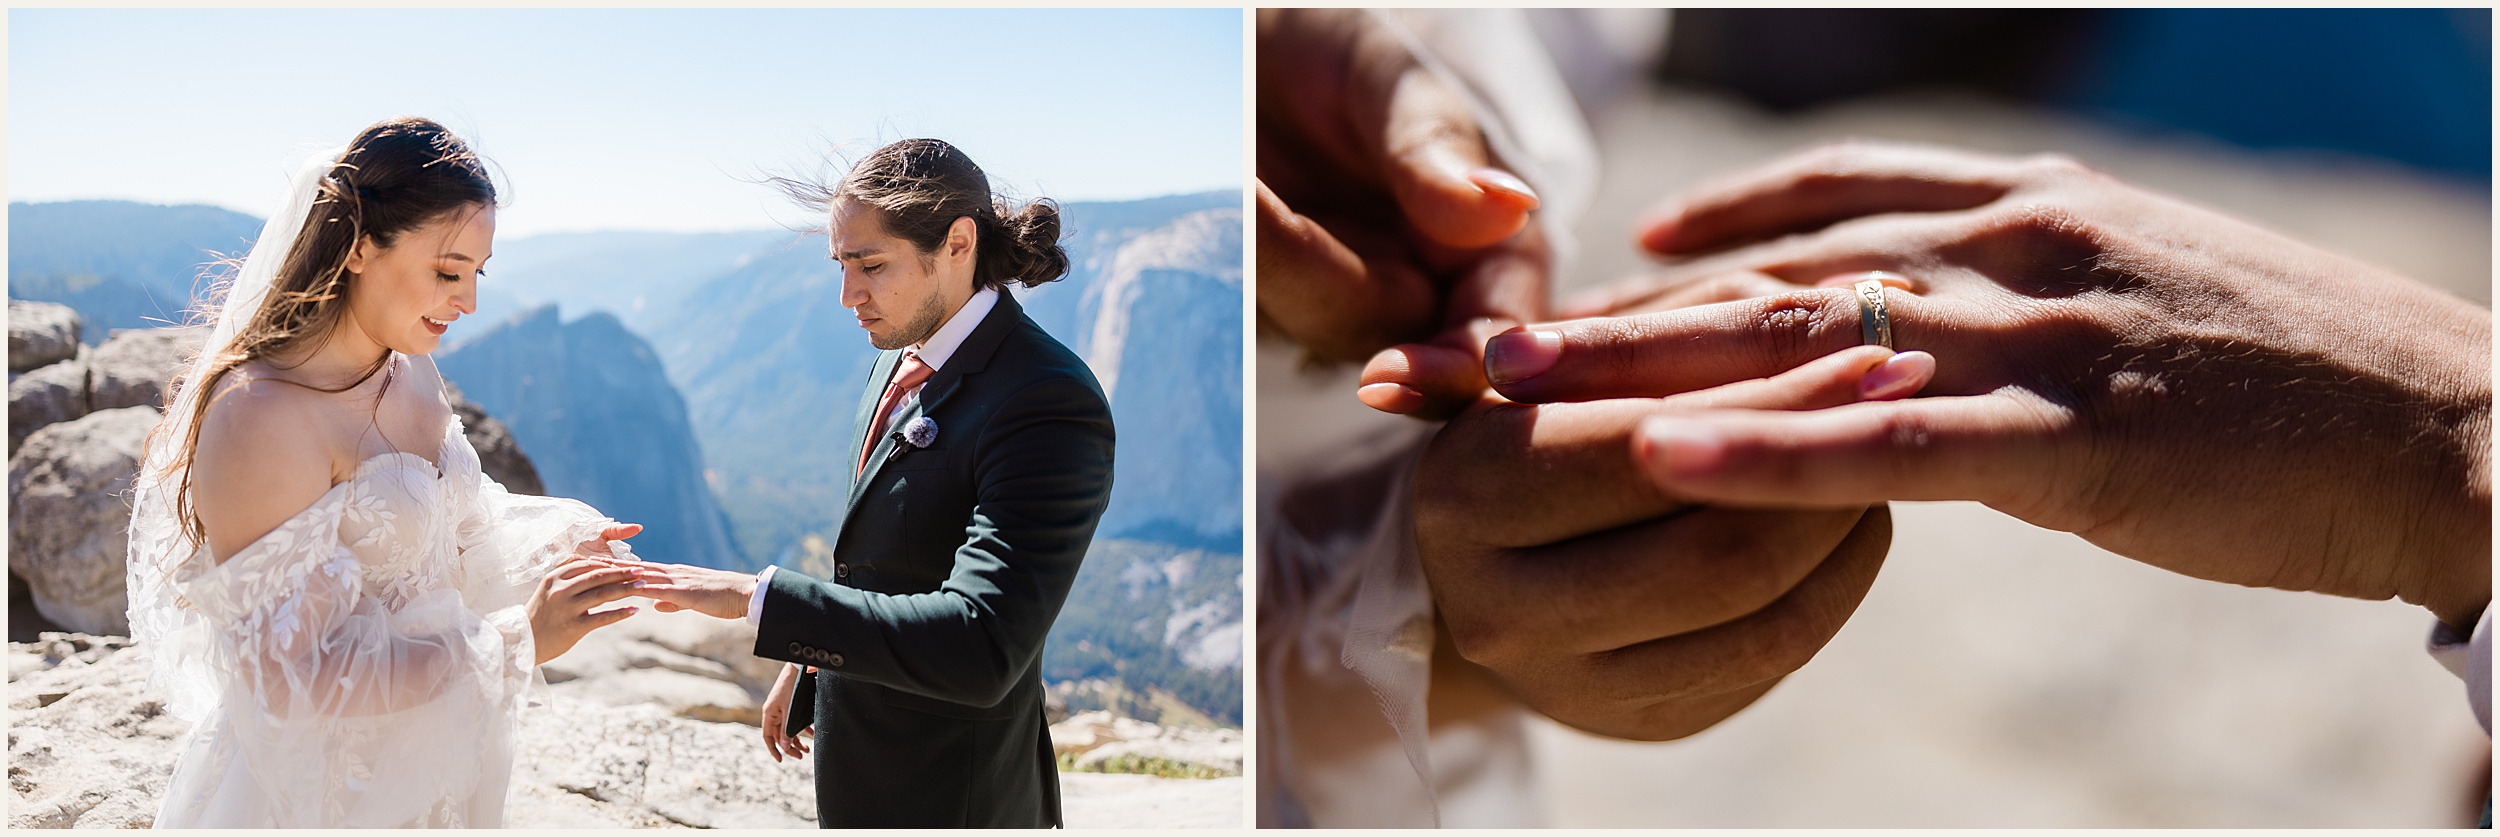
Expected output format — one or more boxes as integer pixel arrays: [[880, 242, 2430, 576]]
[[2412, 356, 2491, 629]]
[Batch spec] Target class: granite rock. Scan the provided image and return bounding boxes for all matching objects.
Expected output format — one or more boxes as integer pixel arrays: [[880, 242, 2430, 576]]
[[6, 407, 160, 636], [8, 349, 90, 456], [8, 301, 81, 373]]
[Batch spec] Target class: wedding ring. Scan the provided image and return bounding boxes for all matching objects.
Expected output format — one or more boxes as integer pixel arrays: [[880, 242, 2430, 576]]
[[1853, 278, 1894, 349]]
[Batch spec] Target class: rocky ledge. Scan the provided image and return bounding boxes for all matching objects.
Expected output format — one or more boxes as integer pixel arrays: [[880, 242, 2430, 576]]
[[9, 618, 1243, 828]]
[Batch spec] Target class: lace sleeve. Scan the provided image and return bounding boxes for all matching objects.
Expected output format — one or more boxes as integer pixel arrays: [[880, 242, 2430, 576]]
[[180, 491, 530, 716], [434, 437, 626, 713], [447, 471, 622, 611], [441, 418, 624, 617], [164, 489, 533, 823]]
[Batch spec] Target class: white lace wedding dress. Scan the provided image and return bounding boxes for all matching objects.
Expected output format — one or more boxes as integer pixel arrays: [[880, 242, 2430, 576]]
[[128, 418, 618, 827]]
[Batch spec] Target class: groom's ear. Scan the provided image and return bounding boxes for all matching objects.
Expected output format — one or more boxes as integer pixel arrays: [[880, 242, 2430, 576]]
[[946, 216, 977, 265]]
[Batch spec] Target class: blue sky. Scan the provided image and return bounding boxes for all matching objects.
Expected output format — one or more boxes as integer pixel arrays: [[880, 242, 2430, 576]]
[[9, 9, 1243, 236]]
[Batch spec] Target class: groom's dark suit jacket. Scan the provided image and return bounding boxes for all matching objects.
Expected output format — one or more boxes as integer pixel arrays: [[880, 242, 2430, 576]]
[[752, 291, 1114, 828]]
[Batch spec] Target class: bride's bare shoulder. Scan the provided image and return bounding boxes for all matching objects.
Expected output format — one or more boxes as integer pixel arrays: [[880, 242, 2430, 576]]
[[400, 353, 453, 409], [191, 364, 346, 561]]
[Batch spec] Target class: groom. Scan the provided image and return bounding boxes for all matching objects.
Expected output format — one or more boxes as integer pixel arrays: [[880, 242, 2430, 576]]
[[635, 139, 1115, 827]]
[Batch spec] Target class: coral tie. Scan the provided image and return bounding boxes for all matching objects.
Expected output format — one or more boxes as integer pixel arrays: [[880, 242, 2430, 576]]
[[859, 350, 934, 477]]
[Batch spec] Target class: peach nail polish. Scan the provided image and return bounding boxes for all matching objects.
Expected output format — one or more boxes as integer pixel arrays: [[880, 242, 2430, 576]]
[[1860, 351, 1936, 401]]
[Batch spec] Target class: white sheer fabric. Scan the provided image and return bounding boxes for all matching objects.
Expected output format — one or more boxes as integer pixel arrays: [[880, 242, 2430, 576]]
[[137, 418, 616, 827], [1256, 9, 1596, 827]]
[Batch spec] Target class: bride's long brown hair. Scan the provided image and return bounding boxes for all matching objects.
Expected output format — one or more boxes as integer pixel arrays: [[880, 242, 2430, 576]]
[[153, 116, 498, 552]]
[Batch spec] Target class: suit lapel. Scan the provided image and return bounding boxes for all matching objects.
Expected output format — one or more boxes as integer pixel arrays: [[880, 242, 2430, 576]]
[[839, 291, 1025, 523]]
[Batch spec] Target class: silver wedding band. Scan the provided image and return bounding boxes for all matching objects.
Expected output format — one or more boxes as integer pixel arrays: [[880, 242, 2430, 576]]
[[1854, 278, 1893, 349]]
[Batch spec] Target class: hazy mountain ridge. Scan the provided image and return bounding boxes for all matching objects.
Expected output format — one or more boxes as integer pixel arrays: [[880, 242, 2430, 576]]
[[475, 229, 791, 335], [7, 201, 262, 342]]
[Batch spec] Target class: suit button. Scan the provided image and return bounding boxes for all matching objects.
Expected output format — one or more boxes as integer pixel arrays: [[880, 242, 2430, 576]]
[[826, 653, 845, 668], [787, 642, 802, 655], [834, 562, 849, 579]]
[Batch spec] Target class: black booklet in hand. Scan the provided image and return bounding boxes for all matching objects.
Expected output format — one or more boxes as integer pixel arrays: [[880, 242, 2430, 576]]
[[785, 673, 816, 738]]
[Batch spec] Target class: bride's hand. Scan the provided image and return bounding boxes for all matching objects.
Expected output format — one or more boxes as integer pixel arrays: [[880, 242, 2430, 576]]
[[526, 558, 645, 665], [761, 662, 816, 762]]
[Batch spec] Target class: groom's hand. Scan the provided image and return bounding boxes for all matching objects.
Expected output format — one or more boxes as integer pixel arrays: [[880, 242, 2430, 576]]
[[761, 662, 816, 762], [635, 563, 760, 620]]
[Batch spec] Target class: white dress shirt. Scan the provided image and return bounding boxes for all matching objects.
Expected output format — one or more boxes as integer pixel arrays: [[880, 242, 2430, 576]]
[[748, 286, 1002, 625]]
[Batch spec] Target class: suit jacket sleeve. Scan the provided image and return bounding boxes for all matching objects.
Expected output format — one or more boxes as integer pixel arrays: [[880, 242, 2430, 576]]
[[753, 376, 1114, 708]]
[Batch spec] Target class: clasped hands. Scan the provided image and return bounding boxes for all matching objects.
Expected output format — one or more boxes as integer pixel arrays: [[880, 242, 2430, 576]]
[[525, 551, 813, 761], [1330, 141, 2491, 740], [517, 529, 815, 760]]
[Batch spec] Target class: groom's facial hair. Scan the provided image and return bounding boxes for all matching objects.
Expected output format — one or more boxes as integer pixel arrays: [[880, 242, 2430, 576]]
[[874, 288, 948, 350]]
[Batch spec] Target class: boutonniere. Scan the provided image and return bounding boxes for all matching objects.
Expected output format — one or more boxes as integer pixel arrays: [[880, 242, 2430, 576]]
[[901, 416, 939, 449]]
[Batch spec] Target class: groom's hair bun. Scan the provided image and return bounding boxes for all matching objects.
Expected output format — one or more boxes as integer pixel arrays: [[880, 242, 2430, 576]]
[[779, 138, 1070, 291]]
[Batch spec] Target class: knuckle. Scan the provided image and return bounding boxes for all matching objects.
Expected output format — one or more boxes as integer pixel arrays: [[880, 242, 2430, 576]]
[[1746, 291, 1849, 372], [2019, 152, 2097, 182], [1988, 202, 2093, 238], [1442, 611, 1525, 669], [1960, 205, 2118, 296], [1800, 140, 1874, 173], [1869, 408, 1938, 479]]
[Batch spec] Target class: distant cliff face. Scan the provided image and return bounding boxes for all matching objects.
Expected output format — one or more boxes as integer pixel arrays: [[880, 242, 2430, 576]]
[[1072, 208, 1243, 552], [7, 201, 262, 343], [436, 306, 744, 570]]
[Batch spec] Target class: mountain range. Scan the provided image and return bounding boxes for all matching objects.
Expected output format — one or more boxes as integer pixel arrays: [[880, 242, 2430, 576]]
[[7, 201, 262, 341]]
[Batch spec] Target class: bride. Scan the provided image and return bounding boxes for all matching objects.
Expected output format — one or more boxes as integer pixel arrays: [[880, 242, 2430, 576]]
[[125, 116, 648, 827]]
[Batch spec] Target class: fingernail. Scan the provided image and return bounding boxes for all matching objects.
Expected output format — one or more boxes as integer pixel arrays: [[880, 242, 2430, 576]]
[[1483, 328, 1562, 386], [1470, 168, 1540, 207], [1859, 350, 1935, 401], [1636, 418, 1726, 481], [1356, 382, 1422, 414], [630, 580, 648, 588]]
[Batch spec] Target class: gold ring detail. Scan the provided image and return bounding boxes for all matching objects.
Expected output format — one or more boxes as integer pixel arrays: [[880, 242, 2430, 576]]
[[1854, 278, 1893, 349]]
